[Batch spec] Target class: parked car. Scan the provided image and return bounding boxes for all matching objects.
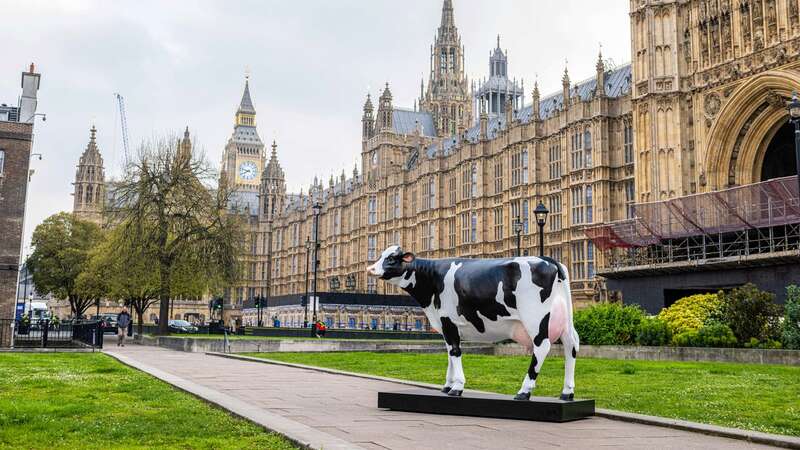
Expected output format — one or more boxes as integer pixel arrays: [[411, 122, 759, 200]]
[[91, 314, 119, 332], [169, 320, 199, 334]]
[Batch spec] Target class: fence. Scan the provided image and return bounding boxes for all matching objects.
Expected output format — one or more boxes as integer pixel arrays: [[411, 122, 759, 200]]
[[0, 319, 104, 349]]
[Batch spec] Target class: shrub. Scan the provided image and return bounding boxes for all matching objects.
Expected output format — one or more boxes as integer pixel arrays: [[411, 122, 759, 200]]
[[658, 293, 721, 334], [718, 283, 783, 343], [744, 337, 783, 349], [671, 323, 737, 348], [573, 303, 645, 345], [636, 317, 672, 346], [782, 285, 800, 350]]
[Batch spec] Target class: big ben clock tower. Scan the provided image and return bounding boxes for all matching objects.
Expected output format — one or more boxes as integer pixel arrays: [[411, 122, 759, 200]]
[[222, 75, 265, 193]]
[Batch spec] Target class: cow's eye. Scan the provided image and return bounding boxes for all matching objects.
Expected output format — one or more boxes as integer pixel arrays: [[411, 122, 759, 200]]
[[386, 255, 395, 262]]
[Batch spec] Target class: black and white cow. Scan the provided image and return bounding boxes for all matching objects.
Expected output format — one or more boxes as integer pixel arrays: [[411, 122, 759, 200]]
[[367, 245, 580, 400]]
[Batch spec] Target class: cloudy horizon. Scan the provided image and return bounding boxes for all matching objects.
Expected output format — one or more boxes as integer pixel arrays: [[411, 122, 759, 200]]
[[2, 0, 630, 252]]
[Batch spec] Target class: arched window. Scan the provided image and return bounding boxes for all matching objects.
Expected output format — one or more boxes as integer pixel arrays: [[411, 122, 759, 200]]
[[583, 129, 593, 168], [85, 185, 93, 205], [470, 165, 478, 198]]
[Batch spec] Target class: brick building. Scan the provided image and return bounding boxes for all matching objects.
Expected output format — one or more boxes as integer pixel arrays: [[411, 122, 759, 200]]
[[0, 64, 40, 345]]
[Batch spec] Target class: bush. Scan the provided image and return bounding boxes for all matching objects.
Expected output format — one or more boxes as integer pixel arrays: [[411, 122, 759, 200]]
[[658, 293, 721, 334], [718, 284, 783, 343], [743, 337, 783, 349], [782, 285, 800, 350], [573, 303, 645, 345], [672, 323, 737, 348], [636, 317, 672, 346]]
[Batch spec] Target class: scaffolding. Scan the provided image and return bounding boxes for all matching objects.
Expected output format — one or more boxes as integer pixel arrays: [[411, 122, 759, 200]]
[[585, 176, 800, 271]]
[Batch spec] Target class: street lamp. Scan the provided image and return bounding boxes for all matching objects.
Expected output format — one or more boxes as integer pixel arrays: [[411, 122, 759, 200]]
[[513, 216, 523, 257], [303, 237, 312, 328], [255, 295, 263, 328], [311, 202, 322, 328], [330, 277, 340, 292], [345, 274, 356, 292], [534, 201, 549, 257], [787, 93, 800, 198]]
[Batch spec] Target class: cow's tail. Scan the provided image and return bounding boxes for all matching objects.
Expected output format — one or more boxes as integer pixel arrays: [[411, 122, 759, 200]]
[[560, 262, 580, 353]]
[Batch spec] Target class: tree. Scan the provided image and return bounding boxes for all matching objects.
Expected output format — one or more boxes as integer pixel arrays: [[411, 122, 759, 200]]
[[111, 135, 244, 334], [27, 212, 103, 318]]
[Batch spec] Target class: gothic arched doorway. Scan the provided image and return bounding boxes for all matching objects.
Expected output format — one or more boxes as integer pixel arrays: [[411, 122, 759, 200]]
[[760, 122, 797, 181]]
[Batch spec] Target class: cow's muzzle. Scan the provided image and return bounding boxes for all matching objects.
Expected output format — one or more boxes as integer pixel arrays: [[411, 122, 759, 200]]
[[366, 263, 381, 277]]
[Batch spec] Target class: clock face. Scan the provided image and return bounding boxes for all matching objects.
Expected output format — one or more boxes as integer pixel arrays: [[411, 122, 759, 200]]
[[239, 161, 258, 181]]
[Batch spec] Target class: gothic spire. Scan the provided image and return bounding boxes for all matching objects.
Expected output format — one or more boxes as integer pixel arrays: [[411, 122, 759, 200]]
[[238, 77, 256, 115], [440, 0, 455, 29]]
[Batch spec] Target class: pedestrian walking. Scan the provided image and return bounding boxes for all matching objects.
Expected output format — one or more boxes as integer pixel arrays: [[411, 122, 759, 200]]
[[117, 309, 132, 347]]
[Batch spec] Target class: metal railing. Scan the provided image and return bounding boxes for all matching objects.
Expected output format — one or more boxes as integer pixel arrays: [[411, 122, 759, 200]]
[[0, 319, 104, 349]]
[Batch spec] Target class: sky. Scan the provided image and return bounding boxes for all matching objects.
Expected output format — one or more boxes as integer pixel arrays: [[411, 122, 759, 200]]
[[1, 0, 630, 253]]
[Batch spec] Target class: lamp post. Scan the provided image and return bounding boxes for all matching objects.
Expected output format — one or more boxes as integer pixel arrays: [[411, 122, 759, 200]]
[[303, 237, 311, 328], [255, 295, 262, 328], [311, 202, 322, 326], [534, 201, 549, 257], [513, 216, 523, 257], [787, 93, 800, 197]]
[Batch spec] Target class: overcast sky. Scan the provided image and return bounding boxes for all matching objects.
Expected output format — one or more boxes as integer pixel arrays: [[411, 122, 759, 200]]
[[2, 0, 630, 253]]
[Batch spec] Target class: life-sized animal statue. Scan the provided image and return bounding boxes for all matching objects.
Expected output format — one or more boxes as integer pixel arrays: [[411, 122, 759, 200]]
[[367, 245, 580, 400]]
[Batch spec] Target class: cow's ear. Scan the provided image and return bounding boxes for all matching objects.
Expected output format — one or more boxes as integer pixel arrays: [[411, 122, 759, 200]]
[[402, 252, 415, 263]]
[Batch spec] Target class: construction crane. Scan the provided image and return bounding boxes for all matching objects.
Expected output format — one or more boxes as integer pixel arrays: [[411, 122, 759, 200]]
[[113, 93, 131, 165]]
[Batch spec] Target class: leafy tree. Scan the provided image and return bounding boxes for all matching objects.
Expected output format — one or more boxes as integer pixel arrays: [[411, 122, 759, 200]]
[[111, 135, 244, 334], [718, 284, 783, 343], [782, 285, 800, 350], [27, 212, 103, 318]]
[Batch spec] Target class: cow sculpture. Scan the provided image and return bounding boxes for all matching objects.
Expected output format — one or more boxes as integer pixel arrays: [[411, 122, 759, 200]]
[[367, 245, 579, 401]]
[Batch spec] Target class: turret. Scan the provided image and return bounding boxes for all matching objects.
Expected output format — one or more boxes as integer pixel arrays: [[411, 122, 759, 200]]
[[595, 50, 606, 98], [72, 125, 106, 225], [479, 99, 488, 139], [361, 93, 374, 141], [561, 66, 571, 109], [377, 83, 393, 131], [531, 80, 541, 121]]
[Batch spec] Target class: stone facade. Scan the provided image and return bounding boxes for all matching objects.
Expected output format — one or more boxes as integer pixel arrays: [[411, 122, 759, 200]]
[[0, 65, 40, 345]]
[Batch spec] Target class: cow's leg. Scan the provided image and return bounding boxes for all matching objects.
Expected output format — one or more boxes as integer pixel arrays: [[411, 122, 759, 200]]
[[514, 313, 551, 401], [559, 325, 579, 400], [440, 317, 464, 396], [442, 340, 454, 393]]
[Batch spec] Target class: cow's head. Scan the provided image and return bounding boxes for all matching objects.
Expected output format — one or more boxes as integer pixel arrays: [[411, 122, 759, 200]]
[[366, 245, 417, 287]]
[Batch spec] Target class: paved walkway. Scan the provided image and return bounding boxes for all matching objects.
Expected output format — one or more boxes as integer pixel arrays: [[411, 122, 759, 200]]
[[105, 345, 777, 450]]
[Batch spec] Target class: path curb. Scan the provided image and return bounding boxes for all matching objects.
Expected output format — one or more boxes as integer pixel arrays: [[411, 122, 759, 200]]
[[210, 352, 800, 450], [104, 350, 365, 450]]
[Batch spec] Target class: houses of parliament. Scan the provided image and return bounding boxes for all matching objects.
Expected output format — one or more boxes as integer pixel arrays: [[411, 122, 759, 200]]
[[71, 0, 800, 327]]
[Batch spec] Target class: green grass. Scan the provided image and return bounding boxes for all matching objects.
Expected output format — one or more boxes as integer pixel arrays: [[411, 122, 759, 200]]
[[245, 351, 800, 437], [0, 353, 297, 449]]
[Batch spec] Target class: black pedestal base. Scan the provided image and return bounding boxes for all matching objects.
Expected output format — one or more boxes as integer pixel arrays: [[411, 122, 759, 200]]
[[378, 388, 594, 422]]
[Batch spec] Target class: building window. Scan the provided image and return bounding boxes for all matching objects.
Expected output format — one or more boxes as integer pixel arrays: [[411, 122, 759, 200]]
[[583, 129, 593, 168], [585, 185, 593, 223], [625, 180, 636, 219], [394, 190, 401, 218], [422, 222, 435, 251], [367, 235, 377, 260], [460, 213, 470, 244], [549, 194, 562, 232], [571, 187, 585, 225], [470, 212, 478, 242], [548, 246, 562, 262], [461, 166, 470, 200], [494, 160, 503, 194], [493, 207, 503, 241], [522, 149, 529, 183], [367, 277, 377, 294], [522, 200, 529, 233], [0, 149, 4, 175], [470, 164, 478, 198], [330, 245, 338, 268], [571, 242, 586, 280], [571, 130, 583, 170], [448, 218, 456, 248], [428, 177, 436, 209], [368, 195, 377, 225], [411, 185, 418, 213], [549, 142, 561, 180], [448, 175, 457, 205], [587, 242, 595, 278], [623, 123, 634, 164]]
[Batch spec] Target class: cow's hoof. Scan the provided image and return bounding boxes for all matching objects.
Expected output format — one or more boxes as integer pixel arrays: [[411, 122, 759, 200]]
[[441, 386, 451, 394], [447, 389, 463, 397], [559, 393, 574, 401], [513, 392, 530, 401]]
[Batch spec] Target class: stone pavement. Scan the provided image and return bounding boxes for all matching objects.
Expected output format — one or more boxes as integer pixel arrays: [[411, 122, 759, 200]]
[[105, 345, 778, 450]]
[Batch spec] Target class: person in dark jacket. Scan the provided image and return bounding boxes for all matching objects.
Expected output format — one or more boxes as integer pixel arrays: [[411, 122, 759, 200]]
[[117, 309, 132, 347]]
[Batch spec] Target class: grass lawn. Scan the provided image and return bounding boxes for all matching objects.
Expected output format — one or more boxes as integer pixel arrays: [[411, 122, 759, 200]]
[[245, 351, 800, 437], [0, 353, 297, 450]]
